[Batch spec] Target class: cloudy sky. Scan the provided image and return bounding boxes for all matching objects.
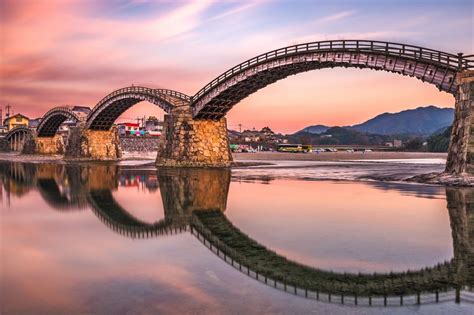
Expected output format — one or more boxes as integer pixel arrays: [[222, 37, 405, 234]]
[[1, 0, 472, 133]]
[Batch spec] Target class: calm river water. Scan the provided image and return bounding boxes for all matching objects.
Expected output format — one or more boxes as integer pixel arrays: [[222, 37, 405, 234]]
[[0, 161, 472, 314]]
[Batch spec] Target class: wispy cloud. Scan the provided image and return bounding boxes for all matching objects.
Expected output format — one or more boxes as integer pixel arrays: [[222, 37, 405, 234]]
[[318, 10, 356, 23], [145, 0, 214, 41], [0, 0, 469, 129], [207, 0, 266, 22]]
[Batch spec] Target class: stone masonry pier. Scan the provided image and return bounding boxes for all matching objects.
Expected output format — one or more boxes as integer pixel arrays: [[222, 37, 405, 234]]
[[155, 106, 232, 167], [22, 133, 65, 155], [446, 70, 474, 175], [35, 135, 65, 155], [64, 126, 121, 160]]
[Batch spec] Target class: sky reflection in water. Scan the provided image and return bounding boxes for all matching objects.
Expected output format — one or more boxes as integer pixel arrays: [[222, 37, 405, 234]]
[[0, 162, 472, 314]]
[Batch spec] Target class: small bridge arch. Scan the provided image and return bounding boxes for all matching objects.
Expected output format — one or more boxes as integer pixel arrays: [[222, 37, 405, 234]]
[[191, 40, 474, 119], [5, 126, 33, 151], [86, 86, 191, 130], [36, 106, 82, 137]]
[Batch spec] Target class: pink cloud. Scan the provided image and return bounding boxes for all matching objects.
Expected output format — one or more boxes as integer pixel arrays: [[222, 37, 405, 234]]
[[0, 0, 467, 131]]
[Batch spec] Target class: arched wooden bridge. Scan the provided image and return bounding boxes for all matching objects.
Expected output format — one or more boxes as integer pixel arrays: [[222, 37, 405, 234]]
[[191, 40, 473, 119], [7, 39, 474, 172], [86, 87, 191, 130], [36, 107, 82, 137], [20, 40, 474, 136], [4, 126, 32, 151]]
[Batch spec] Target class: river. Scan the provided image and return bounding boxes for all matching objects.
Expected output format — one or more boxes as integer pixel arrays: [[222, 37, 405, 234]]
[[0, 160, 472, 314]]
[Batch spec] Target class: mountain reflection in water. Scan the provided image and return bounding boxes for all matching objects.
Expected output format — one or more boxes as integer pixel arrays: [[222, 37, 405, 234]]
[[0, 161, 473, 312]]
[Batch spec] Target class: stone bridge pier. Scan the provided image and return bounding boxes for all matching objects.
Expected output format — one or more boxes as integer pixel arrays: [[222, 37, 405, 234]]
[[446, 70, 474, 175], [63, 104, 231, 166], [64, 126, 122, 160], [156, 105, 232, 167], [22, 133, 65, 155], [34, 135, 65, 155]]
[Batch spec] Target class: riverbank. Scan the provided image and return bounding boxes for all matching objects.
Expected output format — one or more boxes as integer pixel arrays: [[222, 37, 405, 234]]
[[233, 151, 447, 161], [0, 152, 64, 163], [0, 151, 447, 162], [2, 151, 473, 186]]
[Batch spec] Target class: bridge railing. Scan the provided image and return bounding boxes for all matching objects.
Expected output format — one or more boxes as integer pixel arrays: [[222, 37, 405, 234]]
[[158, 89, 191, 102], [93, 86, 191, 111], [40, 106, 77, 119], [192, 40, 474, 102]]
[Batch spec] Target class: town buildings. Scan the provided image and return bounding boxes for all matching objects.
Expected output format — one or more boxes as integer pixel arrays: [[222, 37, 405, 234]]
[[3, 113, 29, 131], [228, 127, 288, 151], [117, 123, 142, 136]]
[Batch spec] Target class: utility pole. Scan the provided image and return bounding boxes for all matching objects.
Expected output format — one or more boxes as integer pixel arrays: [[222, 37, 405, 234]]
[[238, 123, 242, 133], [5, 105, 11, 118]]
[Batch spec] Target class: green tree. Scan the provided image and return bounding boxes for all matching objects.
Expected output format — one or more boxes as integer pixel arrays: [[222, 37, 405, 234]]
[[405, 137, 424, 151], [427, 126, 452, 152]]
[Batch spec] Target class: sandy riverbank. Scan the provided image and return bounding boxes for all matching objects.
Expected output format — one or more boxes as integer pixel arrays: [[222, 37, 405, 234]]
[[2, 151, 474, 186], [233, 151, 447, 161], [0, 151, 448, 163], [0, 152, 64, 163]]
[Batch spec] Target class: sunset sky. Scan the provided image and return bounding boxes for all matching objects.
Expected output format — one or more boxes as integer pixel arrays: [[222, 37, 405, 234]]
[[1, 0, 472, 133]]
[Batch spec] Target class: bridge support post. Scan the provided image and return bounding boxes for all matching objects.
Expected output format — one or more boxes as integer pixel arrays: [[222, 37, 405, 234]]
[[21, 133, 65, 155], [156, 106, 232, 167], [446, 70, 474, 175], [64, 126, 121, 160], [35, 135, 65, 154]]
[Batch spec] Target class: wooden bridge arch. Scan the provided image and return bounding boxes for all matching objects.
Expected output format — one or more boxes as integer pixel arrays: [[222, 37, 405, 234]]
[[36, 106, 82, 137], [86, 86, 191, 130], [191, 40, 474, 119], [4, 126, 33, 151]]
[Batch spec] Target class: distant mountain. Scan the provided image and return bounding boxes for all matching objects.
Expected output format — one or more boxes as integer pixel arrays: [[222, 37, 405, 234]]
[[296, 124, 330, 134], [291, 127, 391, 146], [350, 106, 454, 136], [295, 106, 454, 137], [431, 125, 451, 136]]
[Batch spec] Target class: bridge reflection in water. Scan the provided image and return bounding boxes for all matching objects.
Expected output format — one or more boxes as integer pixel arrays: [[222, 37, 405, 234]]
[[0, 162, 472, 307]]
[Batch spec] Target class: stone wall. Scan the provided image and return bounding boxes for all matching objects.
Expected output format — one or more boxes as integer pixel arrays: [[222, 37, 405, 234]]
[[156, 106, 232, 167], [120, 136, 160, 152], [35, 135, 65, 155], [446, 70, 474, 175], [65, 126, 121, 160]]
